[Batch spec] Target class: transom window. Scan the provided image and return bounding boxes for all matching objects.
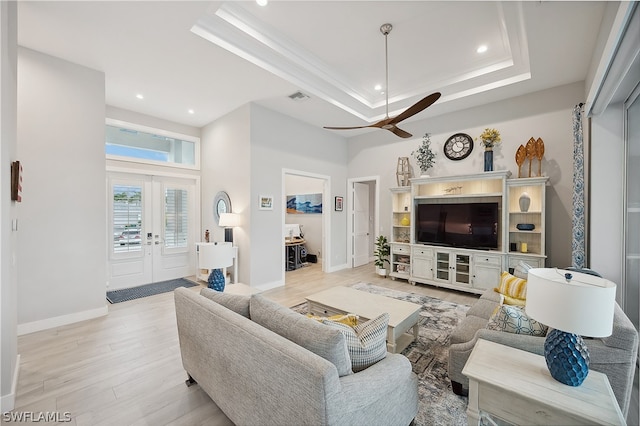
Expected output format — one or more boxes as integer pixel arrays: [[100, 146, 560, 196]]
[[105, 119, 200, 169]]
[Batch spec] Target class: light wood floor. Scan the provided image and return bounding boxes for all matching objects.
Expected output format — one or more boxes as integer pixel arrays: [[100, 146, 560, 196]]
[[12, 263, 638, 425]]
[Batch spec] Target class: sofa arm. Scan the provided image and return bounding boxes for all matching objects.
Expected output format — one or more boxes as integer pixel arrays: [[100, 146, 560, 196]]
[[339, 353, 413, 398], [333, 353, 418, 426]]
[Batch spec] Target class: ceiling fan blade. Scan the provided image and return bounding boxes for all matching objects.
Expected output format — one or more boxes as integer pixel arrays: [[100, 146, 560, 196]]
[[388, 126, 412, 138], [389, 92, 441, 125], [323, 125, 371, 130]]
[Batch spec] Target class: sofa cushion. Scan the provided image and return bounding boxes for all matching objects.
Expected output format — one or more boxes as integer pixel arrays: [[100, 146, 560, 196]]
[[513, 261, 533, 280], [450, 315, 490, 345], [495, 271, 527, 301], [467, 298, 501, 319], [200, 288, 250, 318], [486, 304, 548, 336], [250, 294, 353, 376], [322, 313, 389, 372]]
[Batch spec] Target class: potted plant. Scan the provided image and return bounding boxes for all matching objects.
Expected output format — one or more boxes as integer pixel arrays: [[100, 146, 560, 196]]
[[412, 133, 436, 177], [374, 235, 390, 277]]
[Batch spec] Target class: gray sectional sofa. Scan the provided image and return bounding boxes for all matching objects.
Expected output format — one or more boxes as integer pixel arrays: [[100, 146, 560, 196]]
[[448, 287, 639, 420], [174, 287, 418, 426]]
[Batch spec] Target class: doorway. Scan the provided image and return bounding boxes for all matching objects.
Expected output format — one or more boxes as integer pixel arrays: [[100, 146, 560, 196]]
[[107, 172, 197, 290], [348, 177, 379, 268], [283, 170, 330, 282]]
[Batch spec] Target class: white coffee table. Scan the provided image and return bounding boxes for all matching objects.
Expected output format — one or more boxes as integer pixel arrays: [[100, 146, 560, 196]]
[[305, 286, 421, 353]]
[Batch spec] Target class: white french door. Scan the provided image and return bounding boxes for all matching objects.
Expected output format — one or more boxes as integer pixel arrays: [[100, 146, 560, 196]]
[[107, 172, 197, 290]]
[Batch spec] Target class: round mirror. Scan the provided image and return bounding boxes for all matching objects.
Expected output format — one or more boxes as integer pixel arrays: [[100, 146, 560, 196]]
[[213, 191, 232, 224]]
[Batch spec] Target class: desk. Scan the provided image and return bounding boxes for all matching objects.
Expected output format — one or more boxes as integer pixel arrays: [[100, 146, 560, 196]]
[[195, 242, 238, 284], [285, 238, 306, 271], [462, 339, 625, 425]]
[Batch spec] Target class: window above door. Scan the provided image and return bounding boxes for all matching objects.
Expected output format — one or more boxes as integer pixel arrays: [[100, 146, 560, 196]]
[[105, 119, 200, 170]]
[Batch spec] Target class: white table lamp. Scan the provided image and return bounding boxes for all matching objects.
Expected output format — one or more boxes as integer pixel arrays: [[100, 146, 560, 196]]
[[219, 213, 240, 244], [525, 268, 616, 386], [198, 242, 234, 292]]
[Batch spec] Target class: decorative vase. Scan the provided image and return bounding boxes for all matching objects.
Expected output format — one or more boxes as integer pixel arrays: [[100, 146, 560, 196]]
[[420, 170, 430, 178], [519, 192, 531, 212], [544, 329, 590, 386], [483, 148, 493, 172], [400, 215, 410, 226], [208, 268, 226, 292]]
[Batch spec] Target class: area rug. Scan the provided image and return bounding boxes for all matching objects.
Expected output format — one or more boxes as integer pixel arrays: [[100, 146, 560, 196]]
[[106, 278, 196, 304], [293, 282, 471, 426]]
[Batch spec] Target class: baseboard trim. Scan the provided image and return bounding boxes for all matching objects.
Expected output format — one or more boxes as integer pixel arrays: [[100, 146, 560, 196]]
[[0, 354, 20, 412], [254, 281, 283, 292], [326, 263, 348, 273], [17, 306, 108, 336]]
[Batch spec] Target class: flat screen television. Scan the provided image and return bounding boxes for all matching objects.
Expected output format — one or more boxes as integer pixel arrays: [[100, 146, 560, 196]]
[[415, 202, 499, 250]]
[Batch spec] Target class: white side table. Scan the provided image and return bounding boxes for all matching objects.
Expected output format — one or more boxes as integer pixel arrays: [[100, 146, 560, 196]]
[[462, 339, 625, 425], [195, 242, 238, 284]]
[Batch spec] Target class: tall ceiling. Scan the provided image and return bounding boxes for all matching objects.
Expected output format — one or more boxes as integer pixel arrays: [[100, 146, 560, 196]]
[[17, 1, 608, 137]]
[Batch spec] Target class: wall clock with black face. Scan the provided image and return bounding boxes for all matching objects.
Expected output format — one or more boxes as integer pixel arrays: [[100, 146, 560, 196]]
[[444, 133, 474, 160]]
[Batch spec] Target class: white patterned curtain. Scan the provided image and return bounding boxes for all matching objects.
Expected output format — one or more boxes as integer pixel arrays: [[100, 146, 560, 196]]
[[572, 104, 586, 268]]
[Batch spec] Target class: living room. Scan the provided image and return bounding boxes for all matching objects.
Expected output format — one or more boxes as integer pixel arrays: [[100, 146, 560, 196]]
[[1, 1, 639, 424]]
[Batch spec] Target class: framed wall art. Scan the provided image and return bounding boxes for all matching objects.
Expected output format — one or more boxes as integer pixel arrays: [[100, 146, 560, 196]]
[[286, 193, 322, 214], [259, 194, 273, 210]]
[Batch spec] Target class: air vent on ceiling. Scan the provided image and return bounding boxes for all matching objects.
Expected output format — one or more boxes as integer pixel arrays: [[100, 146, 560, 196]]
[[288, 91, 310, 102]]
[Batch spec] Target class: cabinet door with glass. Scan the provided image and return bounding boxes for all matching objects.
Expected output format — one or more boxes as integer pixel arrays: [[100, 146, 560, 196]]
[[433, 250, 471, 287]]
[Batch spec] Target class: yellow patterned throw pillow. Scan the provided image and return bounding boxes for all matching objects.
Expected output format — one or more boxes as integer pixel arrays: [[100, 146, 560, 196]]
[[494, 271, 527, 302], [307, 313, 359, 328]]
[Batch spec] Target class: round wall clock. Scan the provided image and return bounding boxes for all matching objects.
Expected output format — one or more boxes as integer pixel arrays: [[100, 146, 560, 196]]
[[444, 133, 474, 161]]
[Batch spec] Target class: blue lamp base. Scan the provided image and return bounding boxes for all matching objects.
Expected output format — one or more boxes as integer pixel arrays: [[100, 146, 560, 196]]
[[207, 269, 226, 292], [543, 329, 590, 386]]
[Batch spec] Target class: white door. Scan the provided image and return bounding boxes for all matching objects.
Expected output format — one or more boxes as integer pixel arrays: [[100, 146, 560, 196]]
[[353, 182, 370, 267], [108, 173, 197, 290]]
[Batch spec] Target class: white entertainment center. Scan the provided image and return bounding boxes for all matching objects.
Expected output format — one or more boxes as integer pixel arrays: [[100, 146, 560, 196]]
[[389, 171, 548, 294]]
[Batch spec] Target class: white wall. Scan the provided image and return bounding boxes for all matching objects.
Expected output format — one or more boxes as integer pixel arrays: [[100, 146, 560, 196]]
[[250, 104, 348, 288], [0, 1, 18, 411], [17, 48, 107, 331], [285, 174, 323, 259], [201, 104, 251, 283], [348, 82, 586, 268]]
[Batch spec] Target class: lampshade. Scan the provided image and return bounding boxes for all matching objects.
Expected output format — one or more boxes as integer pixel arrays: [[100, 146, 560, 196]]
[[219, 213, 240, 228], [198, 242, 234, 270], [526, 268, 616, 337]]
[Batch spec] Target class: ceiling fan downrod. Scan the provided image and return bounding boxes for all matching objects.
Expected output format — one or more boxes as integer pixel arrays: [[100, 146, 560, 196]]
[[380, 23, 392, 120]]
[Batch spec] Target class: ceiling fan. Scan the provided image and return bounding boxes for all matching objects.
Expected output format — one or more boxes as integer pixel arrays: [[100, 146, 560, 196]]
[[324, 23, 441, 139]]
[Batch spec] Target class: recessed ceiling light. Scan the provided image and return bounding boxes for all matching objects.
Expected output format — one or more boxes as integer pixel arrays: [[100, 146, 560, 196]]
[[136, 94, 144, 100], [256, 0, 268, 6], [477, 45, 488, 54], [374, 84, 382, 91], [188, 109, 195, 114]]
